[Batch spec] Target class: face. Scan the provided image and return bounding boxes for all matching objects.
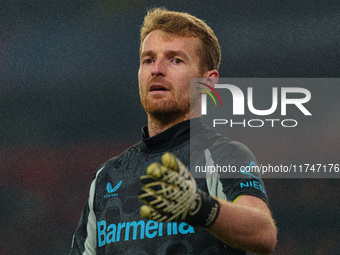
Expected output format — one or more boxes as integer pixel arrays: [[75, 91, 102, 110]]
[[138, 30, 205, 120]]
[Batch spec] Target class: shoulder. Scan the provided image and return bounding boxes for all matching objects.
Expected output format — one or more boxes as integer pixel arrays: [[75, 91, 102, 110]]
[[191, 124, 257, 165], [206, 133, 257, 165], [95, 141, 142, 180], [213, 139, 255, 158]]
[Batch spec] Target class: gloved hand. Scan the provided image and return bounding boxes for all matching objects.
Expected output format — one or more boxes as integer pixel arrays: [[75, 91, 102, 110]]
[[138, 152, 220, 228]]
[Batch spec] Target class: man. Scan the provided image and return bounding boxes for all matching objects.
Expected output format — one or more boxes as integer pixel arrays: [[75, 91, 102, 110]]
[[70, 8, 277, 254]]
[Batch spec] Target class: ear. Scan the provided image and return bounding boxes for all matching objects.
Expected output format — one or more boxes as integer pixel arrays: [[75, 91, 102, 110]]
[[196, 70, 219, 95], [206, 70, 219, 88]]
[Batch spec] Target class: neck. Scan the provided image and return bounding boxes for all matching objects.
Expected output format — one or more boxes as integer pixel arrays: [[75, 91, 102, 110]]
[[147, 116, 189, 138], [146, 114, 188, 138], [146, 108, 201, 137]]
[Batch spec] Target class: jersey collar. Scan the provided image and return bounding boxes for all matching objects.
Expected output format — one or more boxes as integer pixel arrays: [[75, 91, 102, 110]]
[[140, 118, 202, 154]]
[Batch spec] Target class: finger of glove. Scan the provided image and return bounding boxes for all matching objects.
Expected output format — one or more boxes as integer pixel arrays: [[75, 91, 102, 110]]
[[161, 152, 179, 172], [140, 205, 156, 220], [140, 175, 161, 189], [146, 162, 168, 179], [146, 162, 181, 185], [138, 187, 170, 211], [140, 175, 180, 199], [162, 152, 193, 181], [140, 205, 170, 222]]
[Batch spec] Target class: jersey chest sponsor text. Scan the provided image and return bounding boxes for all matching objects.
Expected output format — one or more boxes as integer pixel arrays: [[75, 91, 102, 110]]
[[97, 220, 195, 247]]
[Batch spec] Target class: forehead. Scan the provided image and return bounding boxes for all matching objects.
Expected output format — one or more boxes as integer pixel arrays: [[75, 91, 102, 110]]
[[141, 30, 202, 57]]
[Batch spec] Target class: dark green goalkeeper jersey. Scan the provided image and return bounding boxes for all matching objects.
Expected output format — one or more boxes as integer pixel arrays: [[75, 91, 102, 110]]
[[70, 118, 269, 255]]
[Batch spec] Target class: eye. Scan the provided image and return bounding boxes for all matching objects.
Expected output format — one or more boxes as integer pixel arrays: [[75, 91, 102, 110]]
[[142, 58, 154, 64], [172, 58, 184, 64]]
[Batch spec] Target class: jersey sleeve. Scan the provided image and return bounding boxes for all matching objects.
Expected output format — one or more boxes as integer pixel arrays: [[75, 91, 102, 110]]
[[70, 202, 91, 255], [205, 140, 269, 205], [70, 173, 99, 255]]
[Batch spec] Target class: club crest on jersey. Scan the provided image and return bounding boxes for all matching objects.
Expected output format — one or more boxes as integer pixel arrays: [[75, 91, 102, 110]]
[[104, 180, 122, 198]]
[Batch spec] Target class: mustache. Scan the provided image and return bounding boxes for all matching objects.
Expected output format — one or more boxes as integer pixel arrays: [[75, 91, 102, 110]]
[[148, 77, 172, 88]]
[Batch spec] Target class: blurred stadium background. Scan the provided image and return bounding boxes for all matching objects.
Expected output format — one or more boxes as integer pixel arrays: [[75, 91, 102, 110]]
[[0, 1, 339, 254]]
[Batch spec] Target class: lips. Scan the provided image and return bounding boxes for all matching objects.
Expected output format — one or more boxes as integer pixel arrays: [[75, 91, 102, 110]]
[[149, 84, 169, 92]]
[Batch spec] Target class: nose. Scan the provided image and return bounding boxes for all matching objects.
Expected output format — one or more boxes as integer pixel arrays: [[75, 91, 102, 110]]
[[152, 58, 166, 77]]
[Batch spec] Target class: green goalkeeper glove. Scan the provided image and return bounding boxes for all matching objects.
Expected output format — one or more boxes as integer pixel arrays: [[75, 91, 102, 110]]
[[138, 152, 220, 228]]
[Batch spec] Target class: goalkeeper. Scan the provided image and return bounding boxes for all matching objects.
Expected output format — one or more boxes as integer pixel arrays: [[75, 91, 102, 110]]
[[71, 7, 277, 255]]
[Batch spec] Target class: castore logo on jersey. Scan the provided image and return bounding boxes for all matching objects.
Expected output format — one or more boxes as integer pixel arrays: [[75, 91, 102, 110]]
[[104, 180, 122, 198]]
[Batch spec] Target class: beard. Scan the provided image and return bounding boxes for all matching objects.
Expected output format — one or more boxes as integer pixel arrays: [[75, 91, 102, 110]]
[[141, 93, 191, 122]]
